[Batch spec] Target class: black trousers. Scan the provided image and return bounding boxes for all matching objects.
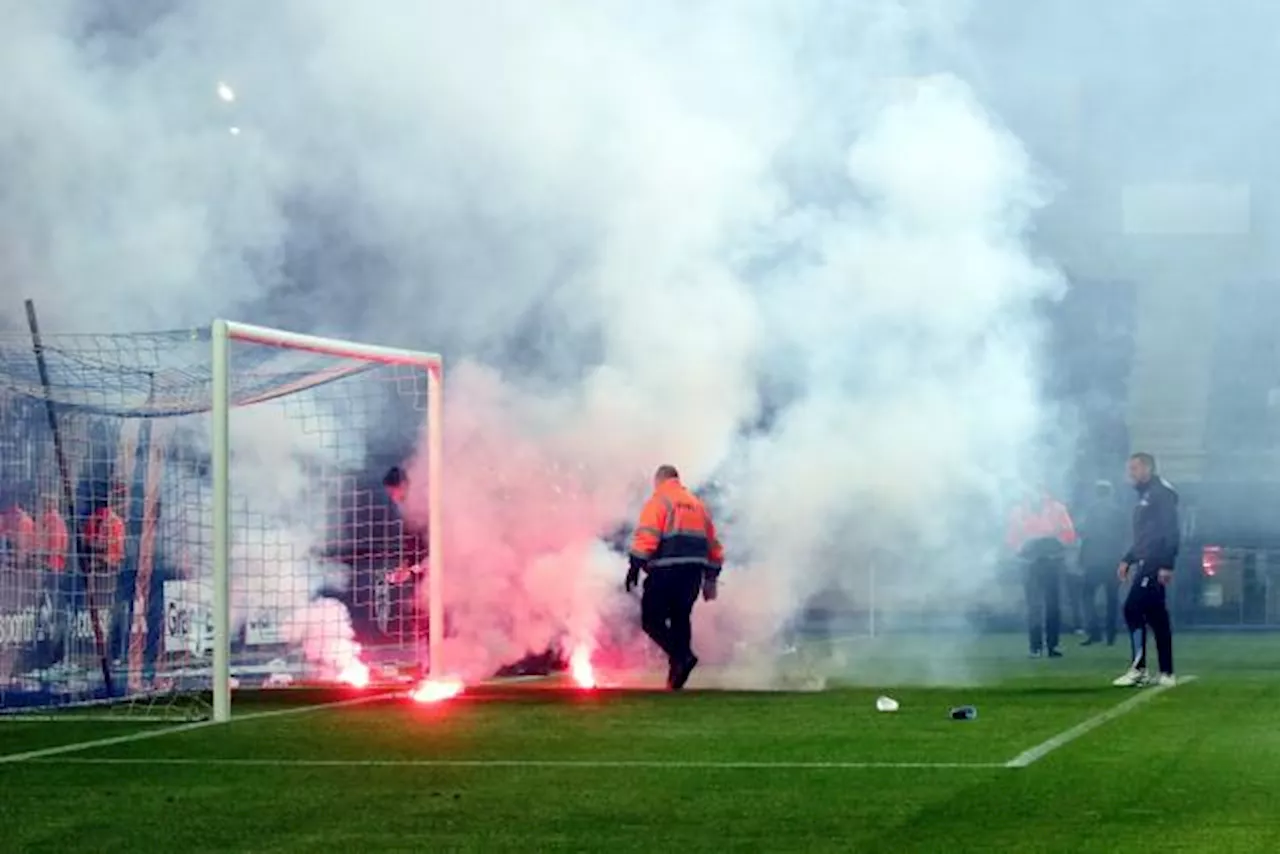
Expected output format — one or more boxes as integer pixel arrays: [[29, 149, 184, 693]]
[[31, 569, 75, 670], [1023, 557, 1063, 653], [1064, 573, 1086, 632], [1082, 566, 1120, 644], [641, 569, 703, 664], [1124, 574, 1173, 675]]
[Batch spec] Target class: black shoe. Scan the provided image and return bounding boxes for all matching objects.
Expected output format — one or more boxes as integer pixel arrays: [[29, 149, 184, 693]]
[[1047, 648, 1064, 658], [1081, 637, 1099, 647], [671, 655, 699, 691]]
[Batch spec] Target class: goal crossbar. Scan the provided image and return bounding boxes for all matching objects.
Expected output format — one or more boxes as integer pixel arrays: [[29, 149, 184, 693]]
[[210, 320, 444, 723]]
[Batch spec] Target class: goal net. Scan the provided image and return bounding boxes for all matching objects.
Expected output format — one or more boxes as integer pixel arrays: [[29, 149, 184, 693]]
[[0, 319, 442, 721]]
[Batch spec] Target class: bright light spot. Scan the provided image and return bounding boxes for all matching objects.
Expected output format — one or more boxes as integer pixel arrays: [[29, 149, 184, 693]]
[[228, 126, 241, 136], [337, 659, 371, 689], [217, 82, 236, 103], [570, 647, 596, 690], [410, 678, 464, 704]]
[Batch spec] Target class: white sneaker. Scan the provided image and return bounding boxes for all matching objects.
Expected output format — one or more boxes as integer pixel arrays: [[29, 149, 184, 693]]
[[1112, 668, 1147, 687], [1155, 673, 1177, 688]]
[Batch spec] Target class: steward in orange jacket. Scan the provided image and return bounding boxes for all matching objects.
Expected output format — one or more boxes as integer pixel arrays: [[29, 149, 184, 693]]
[[627, 465, 724, 690], [1007, 488, 1077, 658]]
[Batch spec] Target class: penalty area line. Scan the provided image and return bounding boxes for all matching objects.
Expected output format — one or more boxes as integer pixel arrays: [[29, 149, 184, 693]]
[[1004, 675, 1197, 769], [28, 757, 1006, 770]]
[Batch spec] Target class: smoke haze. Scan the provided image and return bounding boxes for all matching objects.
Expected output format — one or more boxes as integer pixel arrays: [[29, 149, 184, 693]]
[[11, 0, 1246, 685]]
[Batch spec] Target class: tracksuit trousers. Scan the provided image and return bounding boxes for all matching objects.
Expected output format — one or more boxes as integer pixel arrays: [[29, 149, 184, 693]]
[[1124, 572, 1173, 675]]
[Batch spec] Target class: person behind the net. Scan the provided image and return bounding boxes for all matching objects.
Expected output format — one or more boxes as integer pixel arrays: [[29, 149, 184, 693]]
[[1006, 484, 1077, 659], [626, 464, 723, 691], [1113, 452, 1180, 688], [379, 466, 431, 670], [3, 500, 38, 672], [82, 484, 127, 659], [2, 500, 36, 570], [381, 466, 428, 585], [35, 494, 70, 669], [1077, 480, 1129, 648]]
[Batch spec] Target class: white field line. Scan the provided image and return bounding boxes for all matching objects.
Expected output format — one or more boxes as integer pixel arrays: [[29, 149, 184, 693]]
[[29, 757, 1004, 770], [2, 671, 1194, 770], [0, 692, 397, 765], [1004, 675, 1197, 768]]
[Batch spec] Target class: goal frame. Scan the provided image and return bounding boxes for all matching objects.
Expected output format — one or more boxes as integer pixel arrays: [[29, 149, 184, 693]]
[[210, 319, 443, 723]]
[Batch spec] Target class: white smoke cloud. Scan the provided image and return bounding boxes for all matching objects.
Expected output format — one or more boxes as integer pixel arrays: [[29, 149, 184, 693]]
[[2, 1, 1066, 687]]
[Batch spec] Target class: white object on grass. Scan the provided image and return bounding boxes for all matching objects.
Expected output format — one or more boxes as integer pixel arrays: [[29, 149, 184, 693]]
[[876, 696, 899, 712]]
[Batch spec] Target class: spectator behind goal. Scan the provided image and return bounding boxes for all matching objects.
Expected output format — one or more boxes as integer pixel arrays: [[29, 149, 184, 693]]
[[3, 501, 36, 569], [382, 466, 427, 585], [82, 483, 127, 659], [35, 495, 72, 670], [37, 495, 69, 575]]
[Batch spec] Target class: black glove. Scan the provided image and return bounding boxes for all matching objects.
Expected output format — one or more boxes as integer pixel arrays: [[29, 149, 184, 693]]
[[702, 567, 721, 602], [625, 555, 645, 593]]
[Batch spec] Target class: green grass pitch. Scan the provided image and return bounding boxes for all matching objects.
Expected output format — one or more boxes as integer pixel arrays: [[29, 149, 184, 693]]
[[1, 634, 1278, 852]]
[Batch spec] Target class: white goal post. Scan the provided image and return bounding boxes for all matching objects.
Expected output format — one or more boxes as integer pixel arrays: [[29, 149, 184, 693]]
[[210, 320, 443, 723], [0, 315, 442, 721]]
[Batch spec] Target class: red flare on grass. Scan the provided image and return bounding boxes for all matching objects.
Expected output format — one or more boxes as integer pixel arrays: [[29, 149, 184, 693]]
[[337, 659, 371, 689], [570, 647, 597, 690], [410, 677, 465, 704]]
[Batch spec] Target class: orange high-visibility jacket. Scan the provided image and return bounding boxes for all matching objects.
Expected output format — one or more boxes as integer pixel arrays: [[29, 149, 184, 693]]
[[6, 509, 36, 558], [629, 478, 724, 577], [1007, 498, 1077, 553], [85, 507, 126, 569], [38, 510, 69, 572]]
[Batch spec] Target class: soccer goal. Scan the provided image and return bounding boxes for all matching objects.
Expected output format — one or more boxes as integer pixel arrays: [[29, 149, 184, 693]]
[[0, 313, 442, 722]]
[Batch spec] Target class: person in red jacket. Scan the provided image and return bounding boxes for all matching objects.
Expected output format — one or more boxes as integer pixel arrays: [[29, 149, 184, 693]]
[[627, 465, 724, 691], [36, 495, 69, 576], [36, 494, 72, 667], [3, 501, 36, 570], [1007, 486, 1077, 659]]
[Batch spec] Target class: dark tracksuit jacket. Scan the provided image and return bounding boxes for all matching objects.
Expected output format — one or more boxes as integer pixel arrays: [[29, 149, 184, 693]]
[[1123, 478, 1180, 581], [1122, 476, 1180, 674]]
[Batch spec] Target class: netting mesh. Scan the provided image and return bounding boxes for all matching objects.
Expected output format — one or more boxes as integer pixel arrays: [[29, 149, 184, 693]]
[[0, 326, 433, 718]]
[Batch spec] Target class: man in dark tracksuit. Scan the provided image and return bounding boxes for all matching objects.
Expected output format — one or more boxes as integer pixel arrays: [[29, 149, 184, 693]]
[[1113, 453, 1180, 687], [1078, 481, 1130, 646], [626, 465, 723, 691]]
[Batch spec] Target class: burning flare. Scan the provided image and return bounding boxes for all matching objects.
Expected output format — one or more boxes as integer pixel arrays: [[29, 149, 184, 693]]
[[337, 659, 371, 689], [570, 647, 597, 690], [410, 677, 465, 704]]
